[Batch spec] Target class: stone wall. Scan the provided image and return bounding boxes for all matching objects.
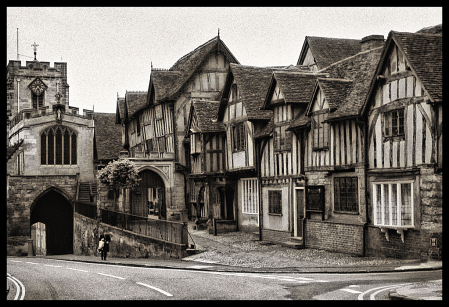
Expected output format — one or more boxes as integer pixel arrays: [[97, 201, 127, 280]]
[[73, 213, 189, 259]]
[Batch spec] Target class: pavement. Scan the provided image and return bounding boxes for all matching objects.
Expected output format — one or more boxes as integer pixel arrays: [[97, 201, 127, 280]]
[[12, 222, 442, 300]]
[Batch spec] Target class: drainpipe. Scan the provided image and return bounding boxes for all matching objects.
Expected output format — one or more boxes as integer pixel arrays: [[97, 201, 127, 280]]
[[362, 119, 369, 257]]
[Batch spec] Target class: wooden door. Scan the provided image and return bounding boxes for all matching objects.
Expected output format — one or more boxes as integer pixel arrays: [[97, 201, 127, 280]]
[[295, 189, 304, 237]]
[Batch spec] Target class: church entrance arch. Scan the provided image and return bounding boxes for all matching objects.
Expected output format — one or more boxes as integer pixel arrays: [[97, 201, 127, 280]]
[[131, 169, 166, 219], [30, 189, 73, 255]]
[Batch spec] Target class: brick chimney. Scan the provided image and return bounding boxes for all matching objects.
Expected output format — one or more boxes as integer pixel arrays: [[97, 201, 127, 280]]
[[360, 35, 385, 51]]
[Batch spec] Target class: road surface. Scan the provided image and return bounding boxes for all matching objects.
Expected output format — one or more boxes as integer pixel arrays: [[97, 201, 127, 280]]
[[7, 257, 441, 300]]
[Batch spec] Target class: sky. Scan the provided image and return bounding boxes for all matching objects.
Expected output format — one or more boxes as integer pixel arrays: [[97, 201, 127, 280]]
[[7, 7, 442, 114]]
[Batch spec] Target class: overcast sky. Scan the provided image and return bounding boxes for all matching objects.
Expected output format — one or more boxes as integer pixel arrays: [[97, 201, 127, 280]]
[[7, 7, 442, 114]]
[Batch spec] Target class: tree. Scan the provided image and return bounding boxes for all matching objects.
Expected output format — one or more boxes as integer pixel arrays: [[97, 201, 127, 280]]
[[97, 159, 140, 209]]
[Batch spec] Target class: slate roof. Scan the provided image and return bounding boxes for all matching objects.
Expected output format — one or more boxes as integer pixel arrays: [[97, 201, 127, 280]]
[[148, 36, 239, 104], [297, 36, 362, 70], [254, 116, 274, 139], [125, 91, 148, 119], [320, 46, 383, 121], [263, 71, 326, 109], [392, 31, 442, 101], [191, 100, 224, 133], [94, 112, 123, 161]]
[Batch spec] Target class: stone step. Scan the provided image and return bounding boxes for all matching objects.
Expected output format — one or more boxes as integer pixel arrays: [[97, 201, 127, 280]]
[[280, 241, 304, 249]]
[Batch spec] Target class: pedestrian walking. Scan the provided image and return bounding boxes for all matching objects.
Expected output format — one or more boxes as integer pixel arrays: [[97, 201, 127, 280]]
[[98, 234, 105, 259], [102, 234, 110, 261]]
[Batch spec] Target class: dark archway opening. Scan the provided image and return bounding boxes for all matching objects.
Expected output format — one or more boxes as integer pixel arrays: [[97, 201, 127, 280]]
[[30, 190, 73, 255]]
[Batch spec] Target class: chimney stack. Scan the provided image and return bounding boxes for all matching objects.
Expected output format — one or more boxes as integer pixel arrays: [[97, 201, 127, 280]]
[[360, 35, 384, 51]]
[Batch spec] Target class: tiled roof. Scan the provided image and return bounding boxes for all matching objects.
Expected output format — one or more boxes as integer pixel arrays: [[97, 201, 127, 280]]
[[266, 72, 325, 107], [298, 36, 361, 70], [320, 46, 383, 121], [316, 78, 353, 111], [191, 100, 224, 133], [115, 97, 126, 124], [254, 116, 274, 139], [415, 24, 442, 35], [125, 91, 148, 119], [149, 36, 239, 104], [228, 63, 286, 121], [289, 112, 310, 130], [392, 31, 442, 101], [94, 112, 123, 161]]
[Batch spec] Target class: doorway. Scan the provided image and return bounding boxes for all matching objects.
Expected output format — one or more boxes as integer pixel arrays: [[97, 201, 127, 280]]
[[131, 169, 166, 219], [30, 189, 73, 255], [294, 188, 304, 238]]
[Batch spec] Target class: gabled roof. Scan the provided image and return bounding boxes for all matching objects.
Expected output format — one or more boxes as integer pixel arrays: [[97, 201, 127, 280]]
[[297, 36, 361, 70], [313, 77, 353, 112], [115, 97, 126, 124], [361, 28, 442, 116], [320, 46, 383, 121], [125, 91, 148, 119], [219, 64, 298, 121], [94, 113, 123, 161], [392, 31, 442, 101], [262, 71, 326, 109], [148, 36, 239, 105], [188, 100, 224, 134]]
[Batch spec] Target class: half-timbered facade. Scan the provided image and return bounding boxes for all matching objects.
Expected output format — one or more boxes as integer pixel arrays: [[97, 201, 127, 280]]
[[217, 64, 290, 232], [289, 35, 384, 255], [256, 70, 324, 245], [186, 100, 230, 222], [116, 35, 238, 222], [362, 29, 442, 259]]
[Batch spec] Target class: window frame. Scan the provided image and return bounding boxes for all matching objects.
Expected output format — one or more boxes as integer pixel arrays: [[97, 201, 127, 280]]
[[40, 126, 77, 166], [312, 111, 329, 150], [232, 122, 246, 152], [241, 178, 259, 214], [384, 108, 405, 139], [372, 181, 414, 229], [334, 177, 359, 214], [268, 190, 282, 215]]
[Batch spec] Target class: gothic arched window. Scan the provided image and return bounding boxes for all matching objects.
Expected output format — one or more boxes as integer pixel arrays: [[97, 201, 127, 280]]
[[41, 126, 77, 165]]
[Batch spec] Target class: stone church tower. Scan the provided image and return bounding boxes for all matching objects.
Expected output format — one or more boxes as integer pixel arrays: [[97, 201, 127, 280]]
[[6, 48, 97, 256]]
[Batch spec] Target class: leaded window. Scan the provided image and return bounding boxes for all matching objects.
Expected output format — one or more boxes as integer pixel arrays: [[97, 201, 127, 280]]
[[268, 190, 282, 214], [41, 126, 77, 165], [334, 177, 358, 213]]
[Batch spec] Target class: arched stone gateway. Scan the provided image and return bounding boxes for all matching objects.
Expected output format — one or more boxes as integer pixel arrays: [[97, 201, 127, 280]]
[[130, 169, 166, 219], [30, 188, 73, 255]]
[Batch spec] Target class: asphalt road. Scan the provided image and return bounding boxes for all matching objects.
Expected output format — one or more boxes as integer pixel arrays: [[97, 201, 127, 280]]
[[7, 257, 442, 300]]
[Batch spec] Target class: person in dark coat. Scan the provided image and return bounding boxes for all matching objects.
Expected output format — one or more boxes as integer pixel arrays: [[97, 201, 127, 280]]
[[102, 234, 110, 260]]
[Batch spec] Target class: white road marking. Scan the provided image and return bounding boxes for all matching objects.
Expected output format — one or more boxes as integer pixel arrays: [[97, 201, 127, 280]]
[[7, 274, 20, 300], [357, 283, 412, 300], [25, 261, 39, 265], [66, 267, 88, 272], [9, 260, 22, 263], [44, 264, 63, 268], [136, 282, 173, 297], [7, 273, 25, 300], [186, 265, 216, 269], [348, 285, 360, 287], [97, 272, 126, 280], [340, 288, 363, 294]]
